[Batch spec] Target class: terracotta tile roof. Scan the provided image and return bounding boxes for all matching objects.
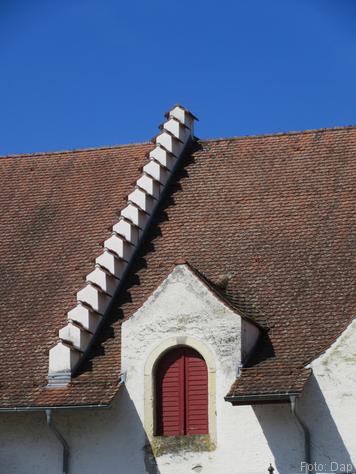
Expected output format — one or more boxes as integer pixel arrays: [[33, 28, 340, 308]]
[[0, 125, 355, 407], [0, 143, 152, 407], [176, 260, 265, 330]]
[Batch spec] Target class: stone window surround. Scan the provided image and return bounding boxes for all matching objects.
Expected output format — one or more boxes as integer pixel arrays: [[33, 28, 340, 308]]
[[144, 335, 217, 447]]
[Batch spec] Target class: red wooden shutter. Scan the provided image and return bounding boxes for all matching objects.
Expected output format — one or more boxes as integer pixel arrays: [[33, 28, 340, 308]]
[[184, 348, 209, 435], [156, 348, 184, 436], [155, 347, 209, 436]]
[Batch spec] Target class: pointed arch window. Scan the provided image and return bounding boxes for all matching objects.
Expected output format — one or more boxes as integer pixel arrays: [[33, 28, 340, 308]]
[[155, 346, 209, 436]]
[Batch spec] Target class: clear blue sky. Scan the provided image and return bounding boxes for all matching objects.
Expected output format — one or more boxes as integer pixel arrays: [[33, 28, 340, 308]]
[[1, 0, 356, 155]]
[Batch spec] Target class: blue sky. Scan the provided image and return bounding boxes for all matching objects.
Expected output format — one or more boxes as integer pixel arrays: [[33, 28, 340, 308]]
[[1, 0, 356, 155]]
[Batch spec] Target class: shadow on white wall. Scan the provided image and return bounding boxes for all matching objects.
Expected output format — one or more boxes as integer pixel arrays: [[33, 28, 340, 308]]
[[253, 375, 353, 473]]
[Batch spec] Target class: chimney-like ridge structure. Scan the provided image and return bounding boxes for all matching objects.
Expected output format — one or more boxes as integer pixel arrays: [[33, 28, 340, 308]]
[[48, 105, 197, 386]]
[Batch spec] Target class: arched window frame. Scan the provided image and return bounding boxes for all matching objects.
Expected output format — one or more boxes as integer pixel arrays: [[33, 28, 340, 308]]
[[144, 336, 217, 445]]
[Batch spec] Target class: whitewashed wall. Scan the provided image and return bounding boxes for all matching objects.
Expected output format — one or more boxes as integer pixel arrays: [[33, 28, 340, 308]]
[[299, 319, 356, 472], [0, 268, 354, 474]]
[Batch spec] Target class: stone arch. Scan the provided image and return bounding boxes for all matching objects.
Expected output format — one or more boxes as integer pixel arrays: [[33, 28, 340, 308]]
[[144, 335, 217, 445]]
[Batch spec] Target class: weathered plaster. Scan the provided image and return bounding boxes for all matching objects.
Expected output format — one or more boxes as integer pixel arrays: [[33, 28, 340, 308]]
[[1, 273, 355, 473], [120, 264, 295, 473], [0, 393, 301, 474], [298, 318, 356, 469]]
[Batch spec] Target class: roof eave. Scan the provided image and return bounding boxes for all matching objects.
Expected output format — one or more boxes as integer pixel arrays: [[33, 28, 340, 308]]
[[0, 403, 112, 413], [224, 391, 301, 406]]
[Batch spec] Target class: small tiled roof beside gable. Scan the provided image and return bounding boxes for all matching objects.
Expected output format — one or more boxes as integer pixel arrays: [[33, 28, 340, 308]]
[[0, 122, 355, 407]]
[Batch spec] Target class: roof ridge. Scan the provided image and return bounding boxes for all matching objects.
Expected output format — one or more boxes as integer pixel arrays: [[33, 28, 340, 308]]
[[0, 141, 151, 161], [3, 123, 356, 161], [200, 123, 356, 143]]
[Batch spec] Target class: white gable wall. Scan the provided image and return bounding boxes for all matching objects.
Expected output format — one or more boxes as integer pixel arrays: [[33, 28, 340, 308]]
[[298, 318, 356, 470], [120, 264, 300, 473], [0, 267, 354, 473]]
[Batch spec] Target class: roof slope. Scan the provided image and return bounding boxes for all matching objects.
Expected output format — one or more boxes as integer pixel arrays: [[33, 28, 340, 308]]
[[0, 143, 152, 407], [0, 126, 355, 407]]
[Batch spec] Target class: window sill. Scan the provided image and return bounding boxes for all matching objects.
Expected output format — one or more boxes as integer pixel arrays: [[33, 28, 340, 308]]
[[148, 434, 215, 457]]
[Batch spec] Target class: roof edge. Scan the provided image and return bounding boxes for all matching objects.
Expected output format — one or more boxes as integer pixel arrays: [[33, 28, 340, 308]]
[[0, 403, 111, 412], [0, 141, 152, 161], [3, 123, 356, 161], [200, 123, 356, 144], [224, 391, 301, 405], [175, 261, 265, 330]]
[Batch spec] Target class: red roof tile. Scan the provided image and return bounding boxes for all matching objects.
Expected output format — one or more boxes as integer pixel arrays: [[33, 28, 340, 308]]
[[0, 143, 152, 407], [0, 125, 355, 407]]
